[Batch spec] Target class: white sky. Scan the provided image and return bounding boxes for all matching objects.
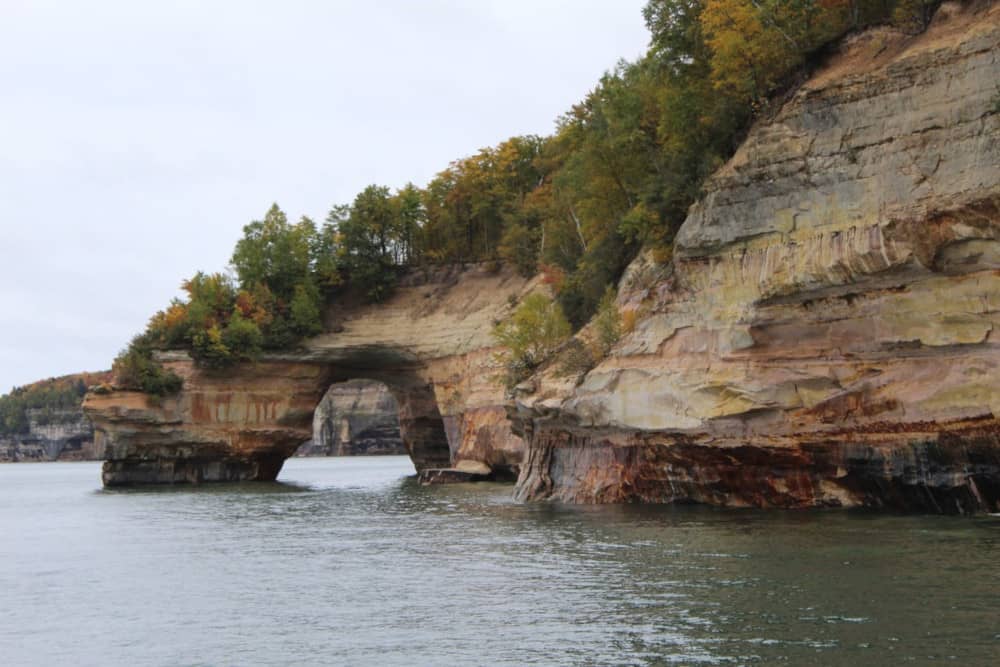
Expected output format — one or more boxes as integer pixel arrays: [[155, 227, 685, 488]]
[[0, 0, 650, 390]]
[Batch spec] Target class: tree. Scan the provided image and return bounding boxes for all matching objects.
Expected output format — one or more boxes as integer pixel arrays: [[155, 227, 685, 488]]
[[112, 334, 183, 395], [191, 325, 232, 368], [392, 183, 425, 265], [220, 311, 264, 362], [120, 0, 941, 390], [289, 282, 323, 337], [892, 0, 938, 33], [499, 222, 540, 277], [493, 293, 572, 386], [337, 185, 400, 302]]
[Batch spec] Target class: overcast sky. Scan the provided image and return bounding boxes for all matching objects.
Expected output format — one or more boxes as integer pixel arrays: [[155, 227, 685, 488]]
[[0, 0, 649, 390]]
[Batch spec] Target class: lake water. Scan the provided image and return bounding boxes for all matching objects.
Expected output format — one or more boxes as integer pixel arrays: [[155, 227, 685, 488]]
[[1, 457, 998, 666]]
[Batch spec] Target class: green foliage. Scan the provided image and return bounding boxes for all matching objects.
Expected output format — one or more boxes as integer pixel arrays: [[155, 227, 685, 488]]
[[422, 136, 544, 264], [231, 205, 322, 300], [221, 312, 265, 361], [499, 223, 540, 277], [190, 326, 232, 368], [335, 185, 402, 302], [556, 230, 634, 328], [493, 294, 572, 387], [121, 1, 946, 391], [289, 282, 323, 338], [696, 0, 934, 105], [112, 335, 183, 396], [133, 202, 344, 376], [189, 314, 264, 369], [0, 373, 107, 436], [554, 288, 621, 379]]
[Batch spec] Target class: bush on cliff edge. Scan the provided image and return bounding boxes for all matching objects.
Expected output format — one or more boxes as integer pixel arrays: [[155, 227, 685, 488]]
[[112, 335, 183, 396]]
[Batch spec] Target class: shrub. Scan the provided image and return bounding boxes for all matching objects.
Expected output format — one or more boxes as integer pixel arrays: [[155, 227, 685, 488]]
[[220, 312, 264, 361], [191, 325, 232, 368], [493, 293, 572, 388], [190, 314, 263, 369], [112, 336, 183, 396]]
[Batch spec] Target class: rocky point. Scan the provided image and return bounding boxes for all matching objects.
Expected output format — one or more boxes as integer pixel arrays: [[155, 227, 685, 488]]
[[512, 2, 1000, 513]]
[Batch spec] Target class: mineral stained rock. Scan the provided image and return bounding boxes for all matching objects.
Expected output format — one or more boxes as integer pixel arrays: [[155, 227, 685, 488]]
[[85, 264, 532, 485], [512, 4, 1000, 513], [86, 5, 1000, 512]]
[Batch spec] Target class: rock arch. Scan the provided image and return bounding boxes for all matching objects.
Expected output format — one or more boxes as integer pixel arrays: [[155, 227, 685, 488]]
[[85, 264, 532, 486]]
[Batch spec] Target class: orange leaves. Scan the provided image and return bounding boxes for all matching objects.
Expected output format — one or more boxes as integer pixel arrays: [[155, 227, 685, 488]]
[[163, 302, 188, 330], [235, 284, 275, 328]]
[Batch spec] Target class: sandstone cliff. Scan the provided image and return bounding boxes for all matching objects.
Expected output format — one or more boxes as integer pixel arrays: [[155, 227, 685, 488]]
[[85, 264, 534, 485], [0, 409, 99, 462], [512, 3, 1000, 513], [84, 4, 1000, 512], [296, 379, 406, 457]]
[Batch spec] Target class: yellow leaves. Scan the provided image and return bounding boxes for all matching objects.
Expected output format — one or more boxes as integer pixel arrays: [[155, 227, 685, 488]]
[[163, 302, 188, 330], [700, 0, 796, 101], [700, 0, 871, 103]]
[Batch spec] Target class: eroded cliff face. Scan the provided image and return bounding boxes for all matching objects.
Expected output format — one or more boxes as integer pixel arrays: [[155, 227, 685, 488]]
[[513, 4, 1000, 513], [0, 409, 98, 462], [86, 264, 533, 485], [296, 379, 406, 456]]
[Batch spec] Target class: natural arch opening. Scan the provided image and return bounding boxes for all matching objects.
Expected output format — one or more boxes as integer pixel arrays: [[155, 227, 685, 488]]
[[93, 353, 511, 486], [295, 380, 407, 457], [300, 366, 455, 477]]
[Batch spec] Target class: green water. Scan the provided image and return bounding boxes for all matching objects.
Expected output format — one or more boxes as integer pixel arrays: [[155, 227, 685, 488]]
[[1, 457, 998, 666]]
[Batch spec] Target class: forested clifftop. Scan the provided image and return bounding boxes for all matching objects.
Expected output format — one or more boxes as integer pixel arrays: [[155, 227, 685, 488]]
[[512, 1, 1000, 512], [83, 0, 999, 506], [110, 0, 944, 395], [85, 264, 533, 485], [0, 372, 111, 462]]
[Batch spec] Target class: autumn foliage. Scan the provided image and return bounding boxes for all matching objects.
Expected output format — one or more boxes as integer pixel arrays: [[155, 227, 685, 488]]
[[115, 0, 944, 392], [0, 371, 112, 435]]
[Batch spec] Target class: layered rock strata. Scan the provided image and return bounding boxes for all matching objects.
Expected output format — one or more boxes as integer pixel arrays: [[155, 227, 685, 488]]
[[86, 264, 532, 485], [0, 409, 98, 462], [513, 4, 1000, 513], [296, 379, 406, 456]]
